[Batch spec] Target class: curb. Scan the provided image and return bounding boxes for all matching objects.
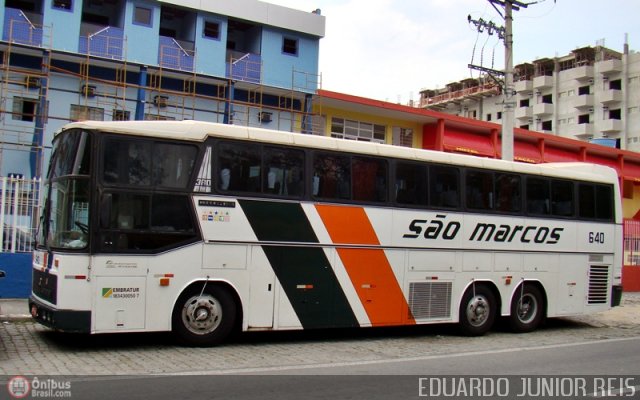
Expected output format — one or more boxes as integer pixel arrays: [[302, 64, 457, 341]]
[[1, 314, 32, 322]]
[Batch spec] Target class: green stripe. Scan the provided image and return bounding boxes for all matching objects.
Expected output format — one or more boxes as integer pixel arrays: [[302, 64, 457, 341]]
[[238, 199, 319, 243], [239, 200, 358, 329]]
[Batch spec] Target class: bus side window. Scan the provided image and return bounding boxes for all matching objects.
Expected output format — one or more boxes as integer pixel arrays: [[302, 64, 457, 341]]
[[551, 180, 574, 217], [526, 177, 550, 215], [395, 162, 428, 206], [595, 185, 613, 220], [495, 173, 521, 213], [312, 152, 351, 200], [465, 170, 494, 210], [218, 142, 261, 193], [430, 166, 459, 209], [352, 157, 387, 202], [263, 146, 305, 197], [578, 184, 595, 219], [152, 143, 197, 189]]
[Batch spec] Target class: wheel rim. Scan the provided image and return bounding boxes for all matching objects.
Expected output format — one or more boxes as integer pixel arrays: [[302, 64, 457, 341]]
[[181, 294, 222, 335], [466, 295, 490, 327], [515, 293, 538, 324]]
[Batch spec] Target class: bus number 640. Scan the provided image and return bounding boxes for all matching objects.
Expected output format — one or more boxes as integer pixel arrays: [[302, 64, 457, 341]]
[[589, 232, 605, 244]]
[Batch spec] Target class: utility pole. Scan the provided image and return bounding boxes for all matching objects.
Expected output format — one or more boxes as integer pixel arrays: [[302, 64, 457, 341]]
[[469, 0, 532, 161], [502, 0, 515, 161]]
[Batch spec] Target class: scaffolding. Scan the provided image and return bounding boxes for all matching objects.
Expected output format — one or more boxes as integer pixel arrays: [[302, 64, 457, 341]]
[[1, 14, 325, 177], [0, 15, 52, 176]]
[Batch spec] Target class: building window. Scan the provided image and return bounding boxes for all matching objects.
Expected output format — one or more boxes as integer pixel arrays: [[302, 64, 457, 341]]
[[609, 109, 622, 120], [12, 97, 38, 122], [542, 94, 553, 104], [331, 117, 385, 143], [70, 105, 104, 121], [497, 111, 502, 120], [282, 37, 298, 56], [134, 6, 152, 26], [392, 127, 413, 147], [519, 99, 529, 107], [203, 21, 220, 40], [578, 114, 590, 124], [113, 109, 130, 121], [609, 79, 622, 90], [486, 113, 492, 121], [578, 85, 590, 95], [52, 0, 72, 10], [520, 124, 529, 130], [541, 120, 552, 131]]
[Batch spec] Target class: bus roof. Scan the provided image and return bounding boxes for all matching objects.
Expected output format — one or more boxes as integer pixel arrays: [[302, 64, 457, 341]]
[[59, 120, 619, 184]]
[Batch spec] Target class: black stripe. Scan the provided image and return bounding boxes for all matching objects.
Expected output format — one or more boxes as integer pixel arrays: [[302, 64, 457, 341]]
[[239, 200, 358, 329]]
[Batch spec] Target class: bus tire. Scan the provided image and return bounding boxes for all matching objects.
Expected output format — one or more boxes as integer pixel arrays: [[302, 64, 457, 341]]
[[172, 285, 237, 346], [459, 284, 496, 336], [509, 284, 544, 333]]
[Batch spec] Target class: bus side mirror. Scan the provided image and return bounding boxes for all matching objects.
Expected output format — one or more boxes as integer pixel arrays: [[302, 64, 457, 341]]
[[0, 270, 5, 278], [100, 194, 112, 229]]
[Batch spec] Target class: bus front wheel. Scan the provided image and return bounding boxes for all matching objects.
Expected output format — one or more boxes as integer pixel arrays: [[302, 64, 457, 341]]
[[509, 284, 544, 333], [459, 284, 496, 336], [172, 285, 237, 346]]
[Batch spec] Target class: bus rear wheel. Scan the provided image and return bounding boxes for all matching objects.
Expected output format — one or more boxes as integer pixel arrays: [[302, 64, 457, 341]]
[[172, 285, 237, 346], [509, 284, 544, 333], [459, 284, 496, 336]]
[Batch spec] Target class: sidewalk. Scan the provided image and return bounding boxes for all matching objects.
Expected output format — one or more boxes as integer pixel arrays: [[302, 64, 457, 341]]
[[0, 298, 30, 321]]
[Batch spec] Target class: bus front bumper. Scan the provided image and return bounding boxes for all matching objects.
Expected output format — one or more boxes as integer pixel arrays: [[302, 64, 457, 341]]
[[29, 296, 91, 333]]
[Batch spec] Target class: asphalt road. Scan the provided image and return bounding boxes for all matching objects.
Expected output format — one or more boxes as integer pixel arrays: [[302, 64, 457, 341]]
[[23, 337, 640, 400]]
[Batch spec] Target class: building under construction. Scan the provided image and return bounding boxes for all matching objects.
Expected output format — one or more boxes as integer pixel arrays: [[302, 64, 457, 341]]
[[0, 0, 324, 179], [419, 43, 640, 152]]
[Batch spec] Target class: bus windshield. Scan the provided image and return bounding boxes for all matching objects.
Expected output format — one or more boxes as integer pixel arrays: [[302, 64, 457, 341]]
[[37, 129, 91, 250]]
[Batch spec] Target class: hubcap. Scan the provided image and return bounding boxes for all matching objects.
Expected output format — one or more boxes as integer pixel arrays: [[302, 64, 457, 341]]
[[516, 293, 538, 324], [182, 294, 222, 335], [466, 295, 490, 327]]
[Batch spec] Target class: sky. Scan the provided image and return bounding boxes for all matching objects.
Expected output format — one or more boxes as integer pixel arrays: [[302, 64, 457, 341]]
[[266, 0, 640, 104]]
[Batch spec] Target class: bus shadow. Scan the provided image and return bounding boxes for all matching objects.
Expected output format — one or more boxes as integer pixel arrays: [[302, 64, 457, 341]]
[[37, 316, 595, 350]]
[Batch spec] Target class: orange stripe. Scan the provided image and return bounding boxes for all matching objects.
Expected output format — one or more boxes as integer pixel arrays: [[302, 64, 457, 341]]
[[315, 204, 415, 326]]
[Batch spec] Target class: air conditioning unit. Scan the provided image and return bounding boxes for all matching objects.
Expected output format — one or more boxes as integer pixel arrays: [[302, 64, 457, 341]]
[[81, 84, 96, 97], [154, 95, 169, 108], [24, 76, 40, 89], [258, 111, 272, 123]]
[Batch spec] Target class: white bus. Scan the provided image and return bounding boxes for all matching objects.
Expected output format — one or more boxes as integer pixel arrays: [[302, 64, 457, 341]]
[[30, 120, 623, 345]]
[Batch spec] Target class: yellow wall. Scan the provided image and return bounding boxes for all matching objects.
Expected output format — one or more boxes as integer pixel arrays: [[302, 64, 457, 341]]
[[314, 105, 423, 148], [623, 184, 640, 219]]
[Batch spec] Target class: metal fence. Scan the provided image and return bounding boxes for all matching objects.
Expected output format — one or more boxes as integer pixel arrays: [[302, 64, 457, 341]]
[[0, 176, 41, 253], [624, 219, 640, 267]]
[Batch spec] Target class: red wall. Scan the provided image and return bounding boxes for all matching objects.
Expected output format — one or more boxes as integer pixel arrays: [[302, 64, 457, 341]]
[[623, 266, 640, 292]]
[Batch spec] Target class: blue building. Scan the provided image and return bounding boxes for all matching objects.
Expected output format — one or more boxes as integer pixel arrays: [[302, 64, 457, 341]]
[[0, 0, 325, 178]]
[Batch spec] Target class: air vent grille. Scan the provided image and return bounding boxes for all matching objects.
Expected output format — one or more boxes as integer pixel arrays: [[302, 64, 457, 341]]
[[408, 281, 452, 319], [588, 265, 609, 304]]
